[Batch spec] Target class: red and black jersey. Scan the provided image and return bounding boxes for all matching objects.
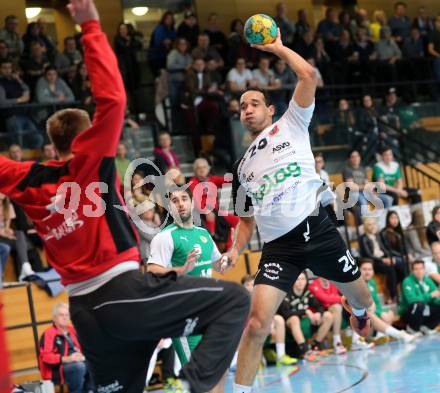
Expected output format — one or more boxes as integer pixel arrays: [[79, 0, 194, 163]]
[[0, 21, 140, 285], [39, 324, 82, 384]]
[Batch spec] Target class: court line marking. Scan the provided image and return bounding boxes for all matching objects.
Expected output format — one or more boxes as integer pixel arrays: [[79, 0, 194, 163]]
[[314, 362, 369, 393]]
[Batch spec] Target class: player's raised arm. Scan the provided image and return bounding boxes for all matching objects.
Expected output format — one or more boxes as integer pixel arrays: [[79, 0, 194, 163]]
[[251, 28, 317, 108], [67, 0, 126, 157]]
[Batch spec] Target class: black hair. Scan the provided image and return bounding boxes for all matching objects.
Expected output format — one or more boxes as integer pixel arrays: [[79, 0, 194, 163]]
[[347, 148, 360, 158], [380, 146, 392, 155], [359, 258, 374, 268], [168, 186, 193, 201], [411, 259, 425, 269], [241, 87, 273, 107]]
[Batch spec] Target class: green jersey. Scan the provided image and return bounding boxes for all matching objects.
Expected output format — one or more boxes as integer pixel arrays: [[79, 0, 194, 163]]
[[367, 279, 383, 317], [399, 274, 440, 316], [372, 161, 401, 187], [147, 223, 221, 278]]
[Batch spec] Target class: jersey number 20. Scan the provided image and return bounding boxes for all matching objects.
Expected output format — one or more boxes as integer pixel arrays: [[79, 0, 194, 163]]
[[338, 251, 359, 275]]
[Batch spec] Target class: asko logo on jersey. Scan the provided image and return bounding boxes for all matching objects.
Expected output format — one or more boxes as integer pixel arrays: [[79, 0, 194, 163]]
[[250, 162, 302, 203]]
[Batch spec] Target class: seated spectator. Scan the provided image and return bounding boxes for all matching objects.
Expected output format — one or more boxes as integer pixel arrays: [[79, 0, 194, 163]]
[[388, 2, 411, 45], [380, 210, 408, 274], [191, 33, 223, 66], [115, 142, 131, 181], [370, 10, 388, 42], [402, 27, 424, 58], [399, 260, 440, 335], [226, 57, 255, 93], [272, 58, 297, 114], [55, 36, 83, 76], [428, 16, 440, 83], [413, 6, 434, 37], [316, 8, 342, 45], [424, 242, 440, 286], [350, 8, 372, 38], [35, 66, 75, 105], [0, 15, 23, 61], [41, 143, 57, 163], [314, 153, 329, 184], [405, 207, 432, 260], [352, 27, 377, 83], [295, 9, 312, 43], [177, 11, 199, 48], [332, 99, 356, 142], [308, 277, 348, 354], [0, 59, 43, 148], [359, 259, 415, 342], [242, 274, 297, 366], [372, 147, 421, 206], [148, 11, 176, 76], [227, 19, 258, 68], [204, 13, 228, 61], [36, 18, 56, 57], [375, 27, 401, 82], [342, 150, 392, 221], [188, 158, 238, 250], [426, 205, 440, 245], [273, 2, 296, 47], [206, 56, 224, 87], [279, 272, 334, 359], [71, 62, 93, 114], [20, 41, 50, 95], [153, 131, 180, 174], [0, 193, 14, 285], [39, 303, 93, 393], [0, 39, 11, 64], [360, 217, 404, 303], [294, 30, 316, 60], [166, 37, 192, 106], [22, 22, 54, 59]]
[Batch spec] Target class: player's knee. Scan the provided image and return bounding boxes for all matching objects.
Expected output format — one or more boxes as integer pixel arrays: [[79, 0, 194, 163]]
[[286, 315, 300, 328], [323, 311, 333, 322], [329, 304, 342, 314], [247, 314, 272, 341], [273, 314, 284, 326]]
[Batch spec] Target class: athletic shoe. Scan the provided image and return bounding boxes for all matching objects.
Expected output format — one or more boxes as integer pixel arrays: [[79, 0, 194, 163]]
[[351, 339, 375, 350], [334, 343, 347, 355], [276, 354, 298, 366], [420, 325, 438, 336], [341, 296, 371, 337], [19, 262, 35, 282], [263, 348, 277, 364], [373, 335, 390, 345], [406, 326, 423, 338], [164, 378, 191, 393], [398, 331, 416, 343]]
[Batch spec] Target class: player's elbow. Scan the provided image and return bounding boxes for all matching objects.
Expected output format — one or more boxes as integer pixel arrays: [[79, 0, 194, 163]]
[[300, 67, 318, 85]]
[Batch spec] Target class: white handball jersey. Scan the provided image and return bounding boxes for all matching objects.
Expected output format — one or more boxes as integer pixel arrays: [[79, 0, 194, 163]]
[[232, 99, 324, 243]]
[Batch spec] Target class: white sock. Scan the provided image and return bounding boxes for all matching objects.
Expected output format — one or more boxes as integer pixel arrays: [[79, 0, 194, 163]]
[[352, 307, 366, 317], [352, 332, 361, 344], [375, 331, 386, 338], [385, 326, 402, 339], [333, 334, 342, 345], [276, 343, 286, 358], [233, 383, 252, 393]]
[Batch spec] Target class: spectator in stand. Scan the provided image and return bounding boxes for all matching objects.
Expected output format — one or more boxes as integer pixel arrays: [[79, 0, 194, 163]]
[[308, 277, 348, 354], [353, 28, 377, 83], [20, 41, 50, 95], [226, 57, 255, 93], [114, 23, 138, 93], [294, 30, 316, 61], [295, 9, 311, 44], [372, 147, 421, 206], [376, 27, 401, 83], [359, 259, 415, 342], [115, 142, 131, 181], [252, 57, 280, 89], [39, 303, 93, 393], [405, 208, 431, 261], [177, 11, 199, 48], [167, 37, 192, 107], [370, 10, 388, 42], [314, 153, 330, 184], [426, 206, 440, 245], [402, 27, 425, 58], [55, 37, 83, 77], [399, 260, 440, 335], [273, 2, 296, 47], [148, 11, 176, 76], [0, 40, 9, 62], [227, 19, 258, 68], [360, 217, 404, 303], [0, 60, 43, 148], [424, 242, 440, 286], [332, 99, 356, 144], [380, 210, 408, 274], [342, 149, 392, 219], [191, 33, 223, 67], [8, 144, 23, 162], [306, 58, 324, 87], [279, 272, 334, 360], [388, 2, 412, 45], [41, 143, 57, 163], [188, 158, 238, 250], [0, 15, 23, 61], [36, 18, 56, 53], [428, 15, 440, 83], [35, 66, 75, 105], [72, 62, 93, 114], [206, 56, 224, 87], [413, 6, 434, 37], [339, 11, 352, 35], [317, 8, 343, 46], [314, 36, 331, 69], [0, 193, 14, 285], [329, 30, 356, 84], [272, 58, 296, 113], [153, 131, 180, 174], [350, 8, 371, 38], [401, 27, 428, 85], [204, 13, 228, 61], [22, 22, 54, 59]]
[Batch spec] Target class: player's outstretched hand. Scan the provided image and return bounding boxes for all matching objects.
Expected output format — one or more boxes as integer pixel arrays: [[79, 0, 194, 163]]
[[251, 28, 284, 55], [181, 249, 200, 275], [215, 248, 239, 275], [67, 0, 99, 25]]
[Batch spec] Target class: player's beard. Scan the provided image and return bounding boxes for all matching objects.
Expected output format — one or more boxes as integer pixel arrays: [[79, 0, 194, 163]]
[[179, 211, 192, 223]]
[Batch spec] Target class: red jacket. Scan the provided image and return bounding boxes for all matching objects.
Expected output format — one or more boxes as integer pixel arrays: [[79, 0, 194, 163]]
[[0, 21, 140, 285], [39, 325, 82, 384], [188, 175, 231, 212], [308, 279, 341, 309]]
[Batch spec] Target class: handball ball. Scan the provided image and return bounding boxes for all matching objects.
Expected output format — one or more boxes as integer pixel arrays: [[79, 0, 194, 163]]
[[244, 14, 278, 45]]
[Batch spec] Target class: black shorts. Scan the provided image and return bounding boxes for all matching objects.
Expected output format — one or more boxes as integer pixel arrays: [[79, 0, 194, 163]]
[[254, 205, 360, 293]]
